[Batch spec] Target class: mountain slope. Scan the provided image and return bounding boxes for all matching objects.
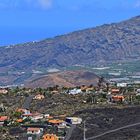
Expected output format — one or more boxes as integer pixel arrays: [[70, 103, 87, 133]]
[[0, 15, 140, 85], [25, 70, 99, 88]]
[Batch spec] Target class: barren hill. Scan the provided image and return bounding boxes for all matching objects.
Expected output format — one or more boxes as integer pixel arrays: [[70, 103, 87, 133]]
[[26, 70, 99, 88]]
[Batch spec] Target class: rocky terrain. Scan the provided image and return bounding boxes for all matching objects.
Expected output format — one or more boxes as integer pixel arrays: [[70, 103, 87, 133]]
[[70, 106, 140, 140], [0, 15, 140, 85]]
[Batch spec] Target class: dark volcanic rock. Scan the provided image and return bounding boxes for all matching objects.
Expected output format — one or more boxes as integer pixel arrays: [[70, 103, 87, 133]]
[[70, 106, 140, 140]]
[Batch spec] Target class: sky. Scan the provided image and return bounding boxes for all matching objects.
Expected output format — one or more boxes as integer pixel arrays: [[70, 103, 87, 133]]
[[0, 0, 140, 46]]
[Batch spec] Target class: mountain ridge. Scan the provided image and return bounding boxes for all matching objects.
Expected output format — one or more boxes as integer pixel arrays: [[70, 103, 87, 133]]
[[0, 15, 140, 85]]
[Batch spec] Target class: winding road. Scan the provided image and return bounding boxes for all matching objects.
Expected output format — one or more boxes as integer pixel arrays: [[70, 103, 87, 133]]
[[87, 122, 140, 140], [64, 124, 76, 140]]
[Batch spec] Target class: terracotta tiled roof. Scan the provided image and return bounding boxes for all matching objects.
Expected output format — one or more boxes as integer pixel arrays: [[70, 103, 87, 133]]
[[16, 119, 23, 123], [112, 96, 124, 99], [111, 89, 120, 93], [43, 134, 58, 140], [0, 116, 8, 121], [48, 119, 64, 124], [17, 108, 27, 113], [27, 127, 40, 131]]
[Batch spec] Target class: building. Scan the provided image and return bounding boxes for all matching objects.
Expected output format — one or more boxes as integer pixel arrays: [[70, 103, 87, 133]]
[[17, 108, 30, 115], [31, 113, 44, 121], [117, 83, 127, 87], [137, 89, 140, 93], [23, 113, 33, 119], [23, 112, 44, 121], [44, 114, 50, 118], [47, 116, 54, 119], [69, 89, 82, 95], [0, 89, 8, 94], [81, 85, 87, 91], [112, 96, 125, 103], [33, 94, 45, 100], [0, 116, 8, 126], [27, 127, 43, 135], [65, 117, 82, 125], [16, 119, 23, 123], [43, 134, 59, 140], [111, 89, 120, 94], [51, 90, 59, 94], [48, 119, 66, 128], [86, 87, 94, 93]]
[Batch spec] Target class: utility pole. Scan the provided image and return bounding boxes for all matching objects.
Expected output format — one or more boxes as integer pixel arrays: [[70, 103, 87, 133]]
[[84, 121, 86, 140]]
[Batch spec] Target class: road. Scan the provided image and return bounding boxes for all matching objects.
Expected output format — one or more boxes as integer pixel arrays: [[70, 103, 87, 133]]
[[87, 122, 140, 140], [22, 95, 34, 109], [64, 124, 76, 140]]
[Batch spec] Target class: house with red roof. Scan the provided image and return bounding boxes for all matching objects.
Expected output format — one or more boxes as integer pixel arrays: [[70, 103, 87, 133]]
[[27, 127, 43, 135], [0, 116, 8, 126]]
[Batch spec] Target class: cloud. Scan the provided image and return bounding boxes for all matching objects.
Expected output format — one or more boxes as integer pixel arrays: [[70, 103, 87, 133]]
[[25, 0, 53, 10], [38, 0, 52, 9], [134, 0, 140, 8], [0, 0, 20, 9]]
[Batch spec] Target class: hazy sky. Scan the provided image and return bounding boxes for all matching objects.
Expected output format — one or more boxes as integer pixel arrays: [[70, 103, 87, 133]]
[[0, 0, 140, 46]]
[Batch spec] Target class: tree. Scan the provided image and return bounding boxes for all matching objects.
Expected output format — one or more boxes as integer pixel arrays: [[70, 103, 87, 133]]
[[98, 76, 104, 88], [12, 111, 22, 118], [106, 82, 110, 92]]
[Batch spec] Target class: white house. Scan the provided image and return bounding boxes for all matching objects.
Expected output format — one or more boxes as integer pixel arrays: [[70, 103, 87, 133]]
[[117, 83, 127, 87], [69, 89, 82, 95], [31, 113, 44, 121], [137, 89, 140, 93], [66, 117, 82, 125], [27, 128, 43, 135]]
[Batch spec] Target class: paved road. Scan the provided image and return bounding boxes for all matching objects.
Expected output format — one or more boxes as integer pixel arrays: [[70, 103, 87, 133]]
[[87, 122, 140, 140], [22, 95, 34, 109], [64, 124, 76, 140]]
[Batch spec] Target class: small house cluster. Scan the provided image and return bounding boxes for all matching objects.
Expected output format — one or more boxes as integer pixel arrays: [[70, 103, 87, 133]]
[[1, 80, 140, 139], [1, 105, 82, 140]]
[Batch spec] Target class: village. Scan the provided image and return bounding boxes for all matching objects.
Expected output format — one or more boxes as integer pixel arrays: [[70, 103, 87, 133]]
[[1, 79, 140, 140]]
